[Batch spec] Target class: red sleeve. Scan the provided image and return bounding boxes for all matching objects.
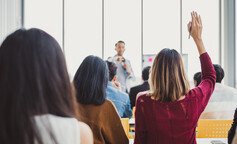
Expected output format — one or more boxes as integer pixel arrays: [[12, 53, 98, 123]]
[[191, 52, 216, 116], [134, 95, 147, 144]]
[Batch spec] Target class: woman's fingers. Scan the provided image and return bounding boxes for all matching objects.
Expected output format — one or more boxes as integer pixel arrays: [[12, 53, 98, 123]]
[[191, 12, 194, 25], [194, 12, 199, 25], [187, 21, 191, 32], [199, 15, 202, 26]]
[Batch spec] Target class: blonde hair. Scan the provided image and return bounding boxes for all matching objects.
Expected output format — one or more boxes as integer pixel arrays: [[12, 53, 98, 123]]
[[149, 48, 190, 102]]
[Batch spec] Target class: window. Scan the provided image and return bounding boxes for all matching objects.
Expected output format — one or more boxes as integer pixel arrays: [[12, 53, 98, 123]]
[[64, 0, 103, 78], [143, 0, 180, 55], [24, 0, 63, 47], [182, 0, 220, 84], [104, 0, 142, 81]]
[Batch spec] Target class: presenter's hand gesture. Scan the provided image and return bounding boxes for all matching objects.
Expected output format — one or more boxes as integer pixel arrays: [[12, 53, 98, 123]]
[[123, 63, 131, 75]]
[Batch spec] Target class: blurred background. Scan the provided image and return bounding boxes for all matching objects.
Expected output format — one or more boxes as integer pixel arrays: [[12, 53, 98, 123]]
[[0, 0, 236, 89]]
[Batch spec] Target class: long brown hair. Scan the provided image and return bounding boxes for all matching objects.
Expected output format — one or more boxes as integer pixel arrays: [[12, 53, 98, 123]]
[[149, 48, 190, 102], [0, 28, 76, 144]]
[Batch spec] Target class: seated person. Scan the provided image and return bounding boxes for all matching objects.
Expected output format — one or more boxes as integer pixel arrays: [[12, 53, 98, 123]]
[[129, 66, 150, 108], [233, 134, 237, 144], [135, 12, 217, 143], [193, 72, 201, 86], [199, 64, 237, 119], [228, 108, 237, 144], [106, 60, 133, 118], [0, 28, 92, 144], [74, 56, 128, 144]]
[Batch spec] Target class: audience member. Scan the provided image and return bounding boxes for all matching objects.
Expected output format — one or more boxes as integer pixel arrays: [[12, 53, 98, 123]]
[[228, 108, 237, 144], [74, 56, 128, 144], [200, 64, 237, 119], [232, 129, 237, 144], [110, 40, 135, 93], [0, 28, 92, 144], [193, 72, 201, 87], [134, 12, 216, 144], [106, 61, 133, 118], [129, 66, 151, 108]]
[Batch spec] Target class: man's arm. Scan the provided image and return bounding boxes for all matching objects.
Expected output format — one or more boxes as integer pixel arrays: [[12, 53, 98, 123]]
[[125, 60, 135, 80]]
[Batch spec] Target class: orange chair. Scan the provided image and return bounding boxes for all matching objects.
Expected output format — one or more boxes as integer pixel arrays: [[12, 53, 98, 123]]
[[132, 107, 136, 118], [121, 118, 134, 139], [121, 118, 129, 137], [196, 119, 232, 138]]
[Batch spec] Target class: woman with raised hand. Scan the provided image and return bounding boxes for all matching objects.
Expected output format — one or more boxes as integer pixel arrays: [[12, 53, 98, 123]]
[[73, 56, 128, 144], [135, 12, 216, 144], [0, 28, 93, 144]]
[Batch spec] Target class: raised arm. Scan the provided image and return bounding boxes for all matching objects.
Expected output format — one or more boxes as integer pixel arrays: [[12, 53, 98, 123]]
[[188, 12, 216, 115], [188, 11, 206, 55]]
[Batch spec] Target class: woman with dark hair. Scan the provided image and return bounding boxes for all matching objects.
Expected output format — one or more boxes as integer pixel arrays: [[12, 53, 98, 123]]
[[74, 55, 128, 144], [0, 28, 92, 144], [134, 12, 216, 144]]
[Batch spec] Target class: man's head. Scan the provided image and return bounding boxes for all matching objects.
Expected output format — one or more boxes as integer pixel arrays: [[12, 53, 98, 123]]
[[115, 41, 125, 56], [142, 66, 151, 81], [106, 60, 117, 81], [193, 72, 201, 87], [213, 64, 224, 83]]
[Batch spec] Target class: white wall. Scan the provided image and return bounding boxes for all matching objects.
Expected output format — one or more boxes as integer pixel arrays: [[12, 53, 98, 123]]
[[24, 0, 63, 47], [23, 0, 235, 87], [0, 0, 22, 45]]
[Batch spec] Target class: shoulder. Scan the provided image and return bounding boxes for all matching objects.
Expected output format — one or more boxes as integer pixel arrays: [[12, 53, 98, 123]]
[[130, 85, 141, 91], [136, 93, 149, 103], [78, 122, 93, 144], [104, 100, 117, 109], [103, 100, 121, 118]]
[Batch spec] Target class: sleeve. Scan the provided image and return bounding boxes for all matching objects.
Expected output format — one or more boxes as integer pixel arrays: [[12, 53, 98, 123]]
[[194, 52, 216, 115], [134, 96, 147, 144], [129, 88, 136, 109], [228, 108, 237, 144], [123, 96, 133, 119], [126, 60, 135, 81], [102, 101, 129, 144]]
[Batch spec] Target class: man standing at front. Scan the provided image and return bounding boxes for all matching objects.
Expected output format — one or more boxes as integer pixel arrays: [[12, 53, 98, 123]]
[[112, 41, 135, 93]]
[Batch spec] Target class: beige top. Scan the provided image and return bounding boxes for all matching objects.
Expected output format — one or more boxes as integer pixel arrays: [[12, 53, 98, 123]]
[[34, 114, 80, 144]]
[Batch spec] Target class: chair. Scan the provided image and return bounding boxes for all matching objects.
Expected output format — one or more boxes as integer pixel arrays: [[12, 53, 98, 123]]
[[196, 119, 233, 138], [121, 118, 135, 139], [132, 107, 135, 118], [121, 118, 130, 138]]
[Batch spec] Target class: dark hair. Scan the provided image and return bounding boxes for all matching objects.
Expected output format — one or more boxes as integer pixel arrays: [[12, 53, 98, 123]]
[[0, 28, 76, 144], [74, 55, 108, 105], [193, 72, 201, 86], [150, 48, 190, 102], [213, 64, 224, 83], [115, 40, 125, 47], [106, 61, 117, 81], [142, 66, 151, 80]]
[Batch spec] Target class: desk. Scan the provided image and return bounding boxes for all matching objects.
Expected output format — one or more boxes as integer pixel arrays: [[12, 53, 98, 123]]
[[129, 138, 227, 144], [129, 118, 135, 124]]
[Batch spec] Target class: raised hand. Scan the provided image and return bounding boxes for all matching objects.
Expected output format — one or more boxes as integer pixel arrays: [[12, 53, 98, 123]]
[[188, 11, 206, 55], [188, 11, 203, 41]]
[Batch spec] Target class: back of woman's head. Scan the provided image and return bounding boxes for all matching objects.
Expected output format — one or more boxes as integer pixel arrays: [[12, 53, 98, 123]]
[[150, 48, 190, 102], [73, 55, 108, 105], [0, 28, 76, 144]]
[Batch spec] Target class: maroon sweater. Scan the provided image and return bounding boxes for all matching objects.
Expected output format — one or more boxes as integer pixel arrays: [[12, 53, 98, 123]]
[[134, 53, 216, 144]]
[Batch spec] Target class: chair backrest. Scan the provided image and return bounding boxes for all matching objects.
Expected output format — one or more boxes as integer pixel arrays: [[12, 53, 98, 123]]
[[121, 118, 129, 138], [196, 119, 233, 138], [132, 107, 135, 118]]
